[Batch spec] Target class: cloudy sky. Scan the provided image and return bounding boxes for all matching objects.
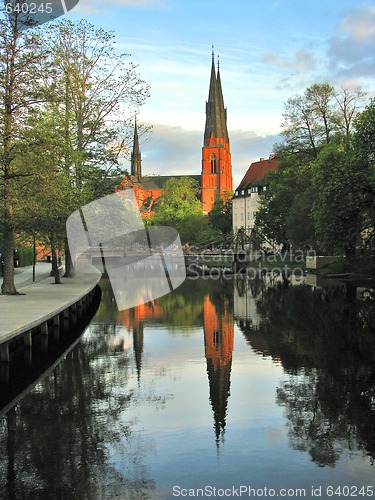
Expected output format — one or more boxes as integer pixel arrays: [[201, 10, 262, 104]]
[[65, 0, 375, 187]]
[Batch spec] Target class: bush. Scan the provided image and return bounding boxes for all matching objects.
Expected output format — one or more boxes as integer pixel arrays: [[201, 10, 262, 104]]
[[17, 246, 34, 267]]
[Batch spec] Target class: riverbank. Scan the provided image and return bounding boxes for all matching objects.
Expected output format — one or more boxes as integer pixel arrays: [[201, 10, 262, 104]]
[[0, 266, 101, 357], [307, 257, 375, 285]]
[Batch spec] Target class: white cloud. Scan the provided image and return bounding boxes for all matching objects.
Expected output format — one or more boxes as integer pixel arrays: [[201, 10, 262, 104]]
[[261, 49, 317, 73], [339, 5, 375, 42], [327, 5, 375, 83], [121, 123, 279, 189]]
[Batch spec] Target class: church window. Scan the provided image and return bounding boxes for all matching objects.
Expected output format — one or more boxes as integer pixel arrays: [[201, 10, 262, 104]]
[[213, 330, 219, 348], [210, 154, 216, 173]]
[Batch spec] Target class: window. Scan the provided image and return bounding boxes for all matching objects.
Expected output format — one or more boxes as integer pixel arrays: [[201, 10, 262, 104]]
[[213, 330, 219, 348], [210, 154, 216, 173], [241, 189, 245, 195]]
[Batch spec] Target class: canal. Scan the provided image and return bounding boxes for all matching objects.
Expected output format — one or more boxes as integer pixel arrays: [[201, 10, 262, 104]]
[[0, 275, 374, 499]]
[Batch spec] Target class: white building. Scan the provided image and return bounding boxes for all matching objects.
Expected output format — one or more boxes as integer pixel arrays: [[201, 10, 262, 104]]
[[232, 154, 278, 235]]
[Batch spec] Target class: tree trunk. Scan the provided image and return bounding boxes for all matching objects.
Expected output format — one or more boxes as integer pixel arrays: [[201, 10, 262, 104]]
[[51, 236, 61, 284], [1, 23, 18, 295], [1, 221, 18, 295], [63, 240, 75, 277]]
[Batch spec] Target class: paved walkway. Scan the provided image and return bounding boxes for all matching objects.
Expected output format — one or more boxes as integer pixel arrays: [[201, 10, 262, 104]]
[[0, 265, 101, 346], [0, 262, 52, 289]]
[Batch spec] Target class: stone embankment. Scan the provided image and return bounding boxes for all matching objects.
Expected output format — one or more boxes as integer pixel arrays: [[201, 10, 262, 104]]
[[0, 264, 101, 362]]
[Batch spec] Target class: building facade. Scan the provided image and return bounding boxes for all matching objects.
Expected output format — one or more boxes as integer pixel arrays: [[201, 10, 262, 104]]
[[232, 155, 278, 234]]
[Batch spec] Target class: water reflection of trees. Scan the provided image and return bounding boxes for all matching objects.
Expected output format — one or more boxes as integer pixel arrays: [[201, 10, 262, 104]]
[[253, 281, 375, 467], [0, 292, 156, 499]]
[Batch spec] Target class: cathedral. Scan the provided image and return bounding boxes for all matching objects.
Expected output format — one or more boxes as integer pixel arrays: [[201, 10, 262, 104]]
[[120, 50, 233, 217]]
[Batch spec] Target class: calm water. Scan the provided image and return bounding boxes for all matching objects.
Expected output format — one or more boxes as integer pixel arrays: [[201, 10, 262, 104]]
[[0, 275, 375, 499]]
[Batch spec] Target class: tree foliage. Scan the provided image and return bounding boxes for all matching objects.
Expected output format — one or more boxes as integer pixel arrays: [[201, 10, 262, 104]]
[[0, 13, 150, 292], [208, 191, 233, 235], [151, 177, 218, 245], [277, 83, 366, 158], [0, 4, 49, 293], [256, 83, 374, 260]]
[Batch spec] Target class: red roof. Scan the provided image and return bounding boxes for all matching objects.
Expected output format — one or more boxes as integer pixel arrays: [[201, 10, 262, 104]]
[[236, 157, 278, 191]]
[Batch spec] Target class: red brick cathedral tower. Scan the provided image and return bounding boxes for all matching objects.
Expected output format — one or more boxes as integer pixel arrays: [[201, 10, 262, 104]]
[[201, 50, 233, 215]]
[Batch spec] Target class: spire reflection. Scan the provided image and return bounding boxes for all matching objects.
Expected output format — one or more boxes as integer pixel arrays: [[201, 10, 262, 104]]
[[203, 295, 234, 447]]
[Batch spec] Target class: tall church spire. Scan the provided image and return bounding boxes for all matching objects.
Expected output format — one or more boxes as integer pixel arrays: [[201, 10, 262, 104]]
[[131, 117, 142, 180], [204, 51, 229, 147], [201, 50, 233, 215]]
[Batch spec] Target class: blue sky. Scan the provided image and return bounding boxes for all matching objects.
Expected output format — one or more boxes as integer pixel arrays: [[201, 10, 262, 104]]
[[66, 0, 375, 187]]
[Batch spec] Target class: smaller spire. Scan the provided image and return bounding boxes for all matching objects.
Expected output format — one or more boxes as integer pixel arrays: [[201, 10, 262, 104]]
[[217, 54, 220, 70], [212, 44, 214, 61], [131, 116, 142, 180]]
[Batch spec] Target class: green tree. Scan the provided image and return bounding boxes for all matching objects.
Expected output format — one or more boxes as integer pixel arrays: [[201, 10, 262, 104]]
[[279, 83, 335, 158], [15, 110, 71, 283], [0, 3, 49, 294], [255, 153, 314, 249], [257, 83, 368, 253], [152, 177, 216, 244], [312, 140, 367, 259], [353, 98, 375, 246], [278, 83, 364, 158], [208, 191, 233, 235], [43, 19, 150, 276]]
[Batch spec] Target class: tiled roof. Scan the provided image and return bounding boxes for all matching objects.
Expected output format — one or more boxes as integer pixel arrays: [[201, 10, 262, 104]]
[[235, 157, 278, 191], [149, 175, 201, 188], [130, 176, 161, 191]]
